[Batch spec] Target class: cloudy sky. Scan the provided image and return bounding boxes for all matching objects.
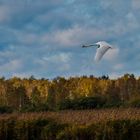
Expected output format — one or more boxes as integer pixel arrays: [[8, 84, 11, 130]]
[[0, 0, 140, 79]]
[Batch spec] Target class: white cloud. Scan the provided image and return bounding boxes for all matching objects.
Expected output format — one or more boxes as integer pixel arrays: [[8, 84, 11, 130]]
[[43, 52, 72, 63], [100, 0, 117, 9], [109, 72, 122, 79], [0, 5, 11, 23], [125, 12, 139, 29], [16, 32, 40, 45], [12, 72, 31, 78], [0, 59, 23, 72], [35, 52, 72, 72], [113, 63, 124, 70], [0, 50, 14, 58], [132, 0, 140, 9], [59, 63, 70, 71], [100, 0, 130, 14], [41, 26, 83, 47], [41, 25, 110, 47]]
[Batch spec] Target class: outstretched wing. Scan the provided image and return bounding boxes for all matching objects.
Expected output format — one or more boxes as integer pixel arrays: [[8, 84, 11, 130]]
[[94, 46, 111, 62]]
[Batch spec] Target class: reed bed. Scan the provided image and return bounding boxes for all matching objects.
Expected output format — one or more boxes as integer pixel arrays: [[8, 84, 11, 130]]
[[0, 108, 139, 125]]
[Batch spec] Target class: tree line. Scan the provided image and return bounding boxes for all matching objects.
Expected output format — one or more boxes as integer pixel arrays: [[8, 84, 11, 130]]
[[0, 73, 140, 112]]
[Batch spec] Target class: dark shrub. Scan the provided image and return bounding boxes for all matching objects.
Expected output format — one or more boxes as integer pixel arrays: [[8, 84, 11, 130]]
[[0, 106, 13, 114], [128, 98, 140, 108], [57, 96, 106, 110], [20, 103, 49, 112], [103, 100, 123, 108], [57, 99, 73, 110], [125, 94, 140, 108]]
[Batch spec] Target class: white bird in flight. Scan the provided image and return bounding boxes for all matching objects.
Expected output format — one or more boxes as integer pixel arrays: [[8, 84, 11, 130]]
[[82, 41, 113, 62]]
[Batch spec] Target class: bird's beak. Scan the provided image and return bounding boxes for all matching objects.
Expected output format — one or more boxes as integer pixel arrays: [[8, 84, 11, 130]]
[[109, 46, 113, 49]]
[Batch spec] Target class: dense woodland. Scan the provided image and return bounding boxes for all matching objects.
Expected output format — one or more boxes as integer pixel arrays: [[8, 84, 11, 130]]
[[0, 74, 140, 139], [0, 73, 140, 113]]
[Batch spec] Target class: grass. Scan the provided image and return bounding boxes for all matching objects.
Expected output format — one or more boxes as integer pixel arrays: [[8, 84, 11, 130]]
[[0, 108, 139, 125], [0, 108, 139, 139]]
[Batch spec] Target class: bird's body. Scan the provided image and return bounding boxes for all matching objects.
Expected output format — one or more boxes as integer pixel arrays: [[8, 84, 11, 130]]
[[82, 41, 113, 62]]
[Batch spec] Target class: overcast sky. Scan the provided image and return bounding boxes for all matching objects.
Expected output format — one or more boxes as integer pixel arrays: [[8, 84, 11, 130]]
[[0, 0, 140, 79]]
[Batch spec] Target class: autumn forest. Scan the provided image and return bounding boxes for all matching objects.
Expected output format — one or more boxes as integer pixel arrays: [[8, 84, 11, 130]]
[[0, 73, 139, 113]]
